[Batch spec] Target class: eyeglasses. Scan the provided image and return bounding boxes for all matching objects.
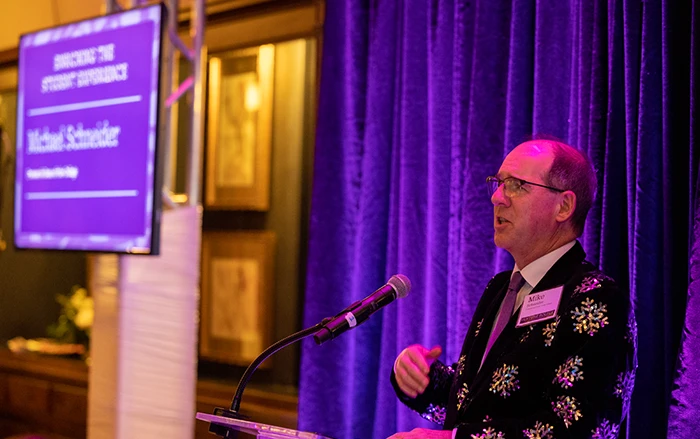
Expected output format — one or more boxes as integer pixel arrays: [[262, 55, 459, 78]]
[[486, 176, 565, 198]]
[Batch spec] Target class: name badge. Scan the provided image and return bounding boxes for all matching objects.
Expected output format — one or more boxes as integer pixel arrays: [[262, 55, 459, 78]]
[[516, 285, 564, 327]]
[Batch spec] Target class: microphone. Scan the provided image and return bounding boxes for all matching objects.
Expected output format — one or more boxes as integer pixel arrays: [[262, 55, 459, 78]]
[[313, 274, 411, 345]]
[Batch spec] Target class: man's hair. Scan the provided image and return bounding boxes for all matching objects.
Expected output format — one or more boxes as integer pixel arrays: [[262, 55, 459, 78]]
[[534, 137, 597, 236]]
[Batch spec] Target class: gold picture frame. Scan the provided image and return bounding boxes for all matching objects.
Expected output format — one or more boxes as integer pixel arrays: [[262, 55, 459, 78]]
[[200, 231, 276, 366], [206, 45, 275, 210]]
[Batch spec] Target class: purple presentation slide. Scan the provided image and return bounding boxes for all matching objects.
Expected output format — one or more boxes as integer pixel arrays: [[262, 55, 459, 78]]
[[15, 4, 164, 254]]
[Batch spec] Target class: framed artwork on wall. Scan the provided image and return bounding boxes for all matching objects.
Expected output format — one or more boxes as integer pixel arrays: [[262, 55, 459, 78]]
[[206, 44, 275, 211], [200, 230, 276, 366]]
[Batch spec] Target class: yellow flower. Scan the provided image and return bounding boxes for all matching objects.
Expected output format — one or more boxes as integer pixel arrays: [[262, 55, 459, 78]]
[[74, 297, 94, 330], [70, 287, 88, 309]]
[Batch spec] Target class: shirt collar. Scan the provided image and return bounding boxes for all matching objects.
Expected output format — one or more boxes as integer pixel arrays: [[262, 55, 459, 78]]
[[512, 240, 577, 289]]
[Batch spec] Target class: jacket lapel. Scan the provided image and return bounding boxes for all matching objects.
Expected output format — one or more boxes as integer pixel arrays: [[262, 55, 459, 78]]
[[527, 242, 586, 295]]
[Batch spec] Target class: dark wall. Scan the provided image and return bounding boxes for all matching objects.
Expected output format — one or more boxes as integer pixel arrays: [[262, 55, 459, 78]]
[[0, 91, 87, 343], [193, 38, 317, 390]]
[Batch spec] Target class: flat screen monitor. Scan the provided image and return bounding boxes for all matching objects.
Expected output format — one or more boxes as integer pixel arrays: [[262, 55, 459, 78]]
[[14, 3, 166, 254]]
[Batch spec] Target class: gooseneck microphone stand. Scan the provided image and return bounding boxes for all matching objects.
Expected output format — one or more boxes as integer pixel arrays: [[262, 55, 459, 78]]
[[209, 318, 332, 438], [207, 275, 410, 437]]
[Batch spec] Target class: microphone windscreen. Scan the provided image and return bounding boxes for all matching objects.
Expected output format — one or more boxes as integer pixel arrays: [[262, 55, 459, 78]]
[[388, 274, 411, 298]]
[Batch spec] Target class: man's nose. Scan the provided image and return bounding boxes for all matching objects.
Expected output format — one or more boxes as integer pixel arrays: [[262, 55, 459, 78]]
[[491, 184, 509, 206]]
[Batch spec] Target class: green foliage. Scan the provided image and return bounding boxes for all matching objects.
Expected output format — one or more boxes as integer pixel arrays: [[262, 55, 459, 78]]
[[46, 285, 93, 348]]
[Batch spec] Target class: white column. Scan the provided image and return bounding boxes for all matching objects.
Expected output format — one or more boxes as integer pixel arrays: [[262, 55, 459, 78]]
[[88, 206, 202, 439], [87, 253, 120, 439]]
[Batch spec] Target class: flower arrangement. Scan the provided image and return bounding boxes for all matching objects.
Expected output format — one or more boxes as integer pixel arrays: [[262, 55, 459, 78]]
[[46, 285, 94, 349], [7, 285, 93, 359]]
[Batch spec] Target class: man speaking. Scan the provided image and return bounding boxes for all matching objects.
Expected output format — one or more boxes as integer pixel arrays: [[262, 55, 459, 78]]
[[389, 139, 637, 439]]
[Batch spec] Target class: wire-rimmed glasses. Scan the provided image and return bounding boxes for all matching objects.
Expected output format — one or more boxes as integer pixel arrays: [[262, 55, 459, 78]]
[[486, 176, 565, 197]]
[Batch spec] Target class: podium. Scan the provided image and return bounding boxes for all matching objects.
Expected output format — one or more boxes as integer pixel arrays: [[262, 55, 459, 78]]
[[196, 412, 334, 439]]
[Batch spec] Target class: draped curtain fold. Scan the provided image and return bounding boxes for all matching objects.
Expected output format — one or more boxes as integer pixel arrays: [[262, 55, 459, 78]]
[[667, 0, 700, 436], [299, 1, 698, 438]]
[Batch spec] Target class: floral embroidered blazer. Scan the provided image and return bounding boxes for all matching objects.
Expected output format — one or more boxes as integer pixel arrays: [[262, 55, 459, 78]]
[[391, 242, 637, 439]]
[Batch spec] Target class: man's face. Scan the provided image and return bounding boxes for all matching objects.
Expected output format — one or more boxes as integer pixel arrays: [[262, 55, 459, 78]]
[[491, 142, 562, 264]]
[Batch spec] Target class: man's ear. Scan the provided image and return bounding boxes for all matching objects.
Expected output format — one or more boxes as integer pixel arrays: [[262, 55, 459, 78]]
[[555, 191, 576, 223]]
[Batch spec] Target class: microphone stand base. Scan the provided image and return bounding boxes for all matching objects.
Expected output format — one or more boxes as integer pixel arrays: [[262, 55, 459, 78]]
[[209, 407, 250, 438]]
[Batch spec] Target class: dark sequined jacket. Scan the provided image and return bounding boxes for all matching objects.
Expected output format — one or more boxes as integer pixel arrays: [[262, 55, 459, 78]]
[[391, 242, 637, 439]]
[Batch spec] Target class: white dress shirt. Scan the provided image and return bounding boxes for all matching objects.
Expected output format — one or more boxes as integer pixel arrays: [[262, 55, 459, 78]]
[[511, 240, 576, 312]]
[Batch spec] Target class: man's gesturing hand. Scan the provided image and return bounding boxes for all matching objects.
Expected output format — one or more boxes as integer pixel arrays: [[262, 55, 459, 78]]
[[394, 344, 442, 398]]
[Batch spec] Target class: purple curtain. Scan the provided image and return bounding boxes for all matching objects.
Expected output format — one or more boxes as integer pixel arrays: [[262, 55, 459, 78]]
[[299, 1, 698, 438], [667, 0, 700, 435]]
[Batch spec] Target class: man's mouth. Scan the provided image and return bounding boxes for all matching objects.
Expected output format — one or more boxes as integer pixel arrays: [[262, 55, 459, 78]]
[[496, 217, 509, 225]]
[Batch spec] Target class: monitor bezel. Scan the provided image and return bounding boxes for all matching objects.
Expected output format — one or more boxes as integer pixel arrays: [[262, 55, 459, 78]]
[[13, 2, 168, 255]]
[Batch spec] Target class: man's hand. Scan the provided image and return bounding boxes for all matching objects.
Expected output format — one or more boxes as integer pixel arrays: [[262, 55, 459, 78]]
[[394, 344, 442, 398], [386, 427, 452, 438]]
